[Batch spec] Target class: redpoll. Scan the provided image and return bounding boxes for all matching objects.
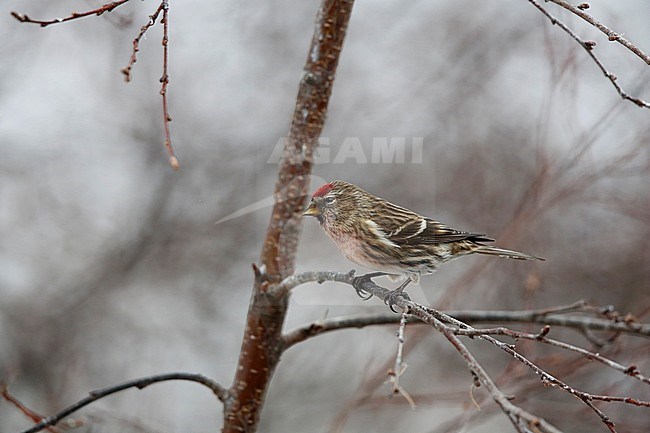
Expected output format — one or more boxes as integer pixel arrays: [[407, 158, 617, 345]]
[[303, 180, 543, 309]]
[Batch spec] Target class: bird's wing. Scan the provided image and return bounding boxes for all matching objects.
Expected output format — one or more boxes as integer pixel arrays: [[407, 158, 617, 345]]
[[398, 218, 493, 245], [373, 201, 492, 245]]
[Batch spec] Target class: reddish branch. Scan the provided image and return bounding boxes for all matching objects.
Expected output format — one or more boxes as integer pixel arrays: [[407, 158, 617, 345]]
[[158, 1, 178, 170], [120, 2, 166, 82], [0, 384, 61, 433], [12, 0, 179, 169], [222, 1, 356, 432], [119, 0, 178, 169], [10, 0, 131, 27]]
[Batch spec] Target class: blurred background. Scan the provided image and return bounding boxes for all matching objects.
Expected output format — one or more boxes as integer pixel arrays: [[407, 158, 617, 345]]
[[1, 0, 648, 432]]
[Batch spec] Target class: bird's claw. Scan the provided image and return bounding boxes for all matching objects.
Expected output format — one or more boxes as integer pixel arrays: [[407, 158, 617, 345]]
[[352, 272, 388, 301], [355, 286, 373, 300], [384, 289, 411, 313]]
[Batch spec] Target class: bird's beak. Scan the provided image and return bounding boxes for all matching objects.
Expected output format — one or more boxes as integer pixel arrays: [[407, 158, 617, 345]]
[[302, 202, 319, 217]]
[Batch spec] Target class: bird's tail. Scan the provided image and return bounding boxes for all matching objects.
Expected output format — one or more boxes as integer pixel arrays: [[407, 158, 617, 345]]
[[475, 246, 544, 261]]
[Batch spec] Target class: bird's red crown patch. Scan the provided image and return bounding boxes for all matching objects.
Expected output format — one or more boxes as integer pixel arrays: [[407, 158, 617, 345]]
[[313, 182, 333, 198]]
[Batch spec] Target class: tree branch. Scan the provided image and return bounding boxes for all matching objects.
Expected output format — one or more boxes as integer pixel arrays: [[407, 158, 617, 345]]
[[452, 326, 650, 386], [15, 373, 227, 433], [546, 0, 650, 66], [0, 384, 61, 433], [158, 0, 178, 170], [528, 0, 650, 108], [279, 270, 650, 432], [278, 271, 650, 343], [223, 2, 356, 432], [387, 312, 415, 407], [427, 313, 564, 433], [11, 0, 180, 169], [11, 0, 131, 27], [121, 2, 166, 82], [284, 309, 650, 387]]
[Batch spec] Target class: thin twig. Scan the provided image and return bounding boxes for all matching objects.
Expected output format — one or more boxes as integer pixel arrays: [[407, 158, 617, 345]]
[[281, 270, 650, 432], [408, 307, 642, 432], [117, 1, 178, 169], [0, 384, 62, 433], [159, 0, 178, 170], [288, 272, 563, 431], [11, 0, 131, 27], [452, 326, 650, 386], [415, 307, 643, 431], [387, 312, 415, 407], [528, 0, 650, 108], [120, 2, 166, 82], [11, 0, 180, 168], [277, 271, 650, 339], [284, 313, 650, 386], [429, 313, 563, 433], [17, 373, 227, 433], [586, 395, 650, 408], [418, 307, 621, 432], [546, 0, 650, 65]]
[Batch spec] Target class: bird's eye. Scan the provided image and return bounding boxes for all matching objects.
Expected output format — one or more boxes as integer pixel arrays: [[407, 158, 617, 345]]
[[324, 196, 336, 204]]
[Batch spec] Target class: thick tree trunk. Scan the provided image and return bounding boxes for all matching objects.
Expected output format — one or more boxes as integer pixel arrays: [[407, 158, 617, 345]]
[[222, 1, 355, 431]]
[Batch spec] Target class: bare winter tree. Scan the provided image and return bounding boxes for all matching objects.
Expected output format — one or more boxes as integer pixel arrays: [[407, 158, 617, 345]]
[[1, 1, 649, 433]]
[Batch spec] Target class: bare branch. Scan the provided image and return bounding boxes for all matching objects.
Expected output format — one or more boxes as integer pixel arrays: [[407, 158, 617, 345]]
[[284, 312, 650, 386], [118, 1, 178, 169], [0, 384, 62, 433], [286, 273, 560, 431], [11, 0, 131, 27], [11, 0, 179, 168], [586, 395, 650, 408], [431, 315, 564, 433], [453, 326, 650, 386], [278, 271, 650, 340], [283, 312, 402, 348], [223, 2, 357, 431], [547, 0, 650, 65], [415, 310, 620, 431], [16, 373, 227, 433], [280, 270, 650, 432], [528, 0, 650, 108], [120, 3, 166, 82], [448, 308, 650, 337], [158, 0, 178, 170], [273, 270, 356, 297], [387, 312, 415, 407]]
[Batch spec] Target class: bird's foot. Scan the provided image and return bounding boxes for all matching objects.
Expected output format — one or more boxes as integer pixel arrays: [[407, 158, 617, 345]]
[[352, 272, 389, 301], [384, 288, 411, 313], [383, 278, 413, 313]]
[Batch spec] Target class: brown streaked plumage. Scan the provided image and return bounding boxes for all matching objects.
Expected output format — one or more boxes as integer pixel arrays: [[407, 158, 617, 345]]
[[303, 180, 543, 308]]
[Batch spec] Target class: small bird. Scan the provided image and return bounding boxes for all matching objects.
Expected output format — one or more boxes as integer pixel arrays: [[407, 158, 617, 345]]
[[303, 180, 543, 308]]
